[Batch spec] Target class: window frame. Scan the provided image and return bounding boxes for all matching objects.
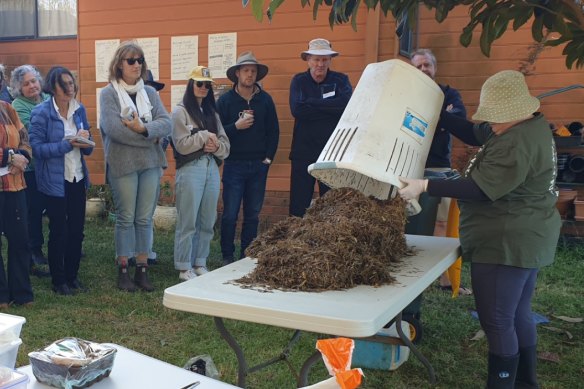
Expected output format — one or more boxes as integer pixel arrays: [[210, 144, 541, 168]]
[[0, 0, 77, 42]]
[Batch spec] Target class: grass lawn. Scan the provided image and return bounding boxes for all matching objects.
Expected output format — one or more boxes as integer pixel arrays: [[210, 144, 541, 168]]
[[5, 217, 584, 388]]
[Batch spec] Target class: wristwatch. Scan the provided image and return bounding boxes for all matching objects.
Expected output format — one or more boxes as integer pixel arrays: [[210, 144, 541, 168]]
[[8, 149, 15, 164]]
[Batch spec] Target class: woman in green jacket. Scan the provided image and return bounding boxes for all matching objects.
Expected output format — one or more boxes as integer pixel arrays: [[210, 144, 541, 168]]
[[11, 65, 51, 274]]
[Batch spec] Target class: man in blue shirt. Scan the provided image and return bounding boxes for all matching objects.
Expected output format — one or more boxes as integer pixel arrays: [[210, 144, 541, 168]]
[[288, 39, 352, 217], [217, 52, 279, 264]]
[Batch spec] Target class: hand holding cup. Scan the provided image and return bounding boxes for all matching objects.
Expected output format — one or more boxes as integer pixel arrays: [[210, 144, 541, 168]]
[[235, 110, 254, 130]]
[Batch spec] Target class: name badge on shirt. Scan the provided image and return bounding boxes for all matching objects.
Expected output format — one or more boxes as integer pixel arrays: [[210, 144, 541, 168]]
[[320, 83, 336, 99]]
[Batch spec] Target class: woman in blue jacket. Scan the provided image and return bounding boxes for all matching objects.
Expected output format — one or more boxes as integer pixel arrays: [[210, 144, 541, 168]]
[[29, 66, 93, 296]]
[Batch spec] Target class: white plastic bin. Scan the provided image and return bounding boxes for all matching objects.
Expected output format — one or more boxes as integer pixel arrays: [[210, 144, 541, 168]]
[[308, 59, 444, 200], [0, 314, 25, 344], [0, 339, 22, 369]]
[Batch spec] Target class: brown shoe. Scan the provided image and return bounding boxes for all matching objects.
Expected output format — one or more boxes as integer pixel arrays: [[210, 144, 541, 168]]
[[117, 266, 136, 292], [134, 265, 154, 292]]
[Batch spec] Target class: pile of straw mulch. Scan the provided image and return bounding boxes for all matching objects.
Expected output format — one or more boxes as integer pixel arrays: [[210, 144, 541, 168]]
[[237, 187, 411, 292]]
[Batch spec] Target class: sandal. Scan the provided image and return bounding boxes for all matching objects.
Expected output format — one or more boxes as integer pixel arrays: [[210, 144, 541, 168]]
[[437, 284, 473, 295]]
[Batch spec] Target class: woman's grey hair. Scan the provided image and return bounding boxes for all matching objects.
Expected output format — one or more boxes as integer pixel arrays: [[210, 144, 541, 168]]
[[10, 65, 43, 98]]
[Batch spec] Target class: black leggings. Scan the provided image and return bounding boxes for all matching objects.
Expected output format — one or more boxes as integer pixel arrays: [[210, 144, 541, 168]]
[[471, 263, 538, 357]]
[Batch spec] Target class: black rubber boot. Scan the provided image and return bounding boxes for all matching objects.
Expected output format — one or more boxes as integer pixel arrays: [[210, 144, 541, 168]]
[[117, 265, 136, 292], [516, 346, 539, 388], [134, 264, 154, 292], [487, 353, 519, 389]]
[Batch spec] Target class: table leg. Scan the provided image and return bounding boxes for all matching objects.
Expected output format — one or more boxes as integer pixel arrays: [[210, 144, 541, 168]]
[[395, 312, 436, 384], [213, 317, 305, 388], [214, 317, 248, 387], [298, 350, 323, 387]]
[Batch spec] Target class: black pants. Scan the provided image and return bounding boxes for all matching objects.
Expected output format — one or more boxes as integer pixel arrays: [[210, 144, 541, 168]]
[[24, 170, 46, 252], [471, 262, 538, 357], [0, 191, 34, 304], [289, 159, 330, 217], [45, 179, 86, 286]]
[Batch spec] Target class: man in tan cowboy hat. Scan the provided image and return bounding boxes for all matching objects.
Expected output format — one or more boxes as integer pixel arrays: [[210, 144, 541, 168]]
[[399, 70, 559, 389], [217, 51, 279, 264], [288, 38, 352, 217]]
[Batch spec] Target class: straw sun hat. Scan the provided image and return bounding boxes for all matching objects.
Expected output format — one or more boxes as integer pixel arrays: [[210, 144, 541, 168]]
[[472, 70, 540, 124]]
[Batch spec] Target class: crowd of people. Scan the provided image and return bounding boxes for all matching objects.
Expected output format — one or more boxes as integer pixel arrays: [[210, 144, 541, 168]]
[[1, 38, 561, 388]]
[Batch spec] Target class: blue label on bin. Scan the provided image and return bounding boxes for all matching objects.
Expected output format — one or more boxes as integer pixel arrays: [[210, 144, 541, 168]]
[[401, 110, 428, 144]]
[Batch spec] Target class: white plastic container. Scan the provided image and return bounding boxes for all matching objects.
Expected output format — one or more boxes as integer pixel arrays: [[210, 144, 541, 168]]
[[0, 314, 25, 344], [309, 59, 444, 200], [352, 321, 411, 371], [0, 369, 29, 389], [0, 339, 22, 369]]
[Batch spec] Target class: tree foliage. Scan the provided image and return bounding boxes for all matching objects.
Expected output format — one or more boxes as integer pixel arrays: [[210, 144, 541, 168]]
[[245, 0, 584, 69]]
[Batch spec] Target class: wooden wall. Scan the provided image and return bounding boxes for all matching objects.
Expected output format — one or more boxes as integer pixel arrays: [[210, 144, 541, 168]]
[[0, 38, 78, 82], [77, 0, 374, 188]]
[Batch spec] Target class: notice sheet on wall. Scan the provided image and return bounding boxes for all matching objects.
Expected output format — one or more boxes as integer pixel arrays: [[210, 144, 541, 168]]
[[95, 39, 120, 82], [137, 37, 160, 80], [172, 36, 199, 80], [208, 32, 237, 79], [171, 85, 187, 110]]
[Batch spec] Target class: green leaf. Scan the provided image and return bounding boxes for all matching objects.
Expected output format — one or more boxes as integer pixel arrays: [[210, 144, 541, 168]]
[[313, 0, 323, 20], [301, 0, 311, 7], [479, 18, 493, 56], [512, 7, 532, 31], [251, 0, 264, 21], [267, 0, 286, 21], [493, 14, 508, 40], [460, 27, 474, 47], [532, 15, 544, 42], [350, 0, 361, 30]]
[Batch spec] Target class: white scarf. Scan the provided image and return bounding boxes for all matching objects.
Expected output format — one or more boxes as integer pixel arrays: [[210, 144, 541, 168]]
[[111, 79, 153, 123]]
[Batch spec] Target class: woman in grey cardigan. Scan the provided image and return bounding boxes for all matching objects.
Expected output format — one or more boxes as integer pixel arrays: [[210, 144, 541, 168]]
[[99, 41, 171, 292]]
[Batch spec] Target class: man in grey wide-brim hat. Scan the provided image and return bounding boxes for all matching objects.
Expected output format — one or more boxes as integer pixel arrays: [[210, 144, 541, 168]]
[[399, 70, 560, 389], [288, 38, 352, 217], [217, 51, 279, 264]]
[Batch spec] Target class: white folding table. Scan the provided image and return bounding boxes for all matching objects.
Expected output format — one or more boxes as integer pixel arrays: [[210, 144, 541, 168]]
[[163, 235, 461, 387], [19, 343, 238, 389]]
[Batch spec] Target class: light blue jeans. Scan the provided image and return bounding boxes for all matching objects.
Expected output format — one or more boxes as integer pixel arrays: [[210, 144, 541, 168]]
[[109, 167, 162, 258], [174, 156, 220, 271]]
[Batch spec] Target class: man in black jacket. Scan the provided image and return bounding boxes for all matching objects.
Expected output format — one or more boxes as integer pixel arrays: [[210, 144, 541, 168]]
[[410, 48, 471, 295], [288, 38, 352, 217], [217, 52, 279, 264]]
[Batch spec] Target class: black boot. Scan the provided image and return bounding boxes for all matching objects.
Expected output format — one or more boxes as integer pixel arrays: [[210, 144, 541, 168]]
[[516, 346, 539, 388], [117, 266, 136, 292], [487, 353, 519, 389], [134, 264, 154, 292]]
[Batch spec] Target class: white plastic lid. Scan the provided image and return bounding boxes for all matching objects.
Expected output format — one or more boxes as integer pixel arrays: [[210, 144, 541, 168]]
[[0, 369, 29, 388]]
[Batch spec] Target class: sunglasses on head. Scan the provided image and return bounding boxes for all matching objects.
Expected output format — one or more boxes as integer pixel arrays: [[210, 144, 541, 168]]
[[195, 81, 212, 89], [124, 57, 145, 66]]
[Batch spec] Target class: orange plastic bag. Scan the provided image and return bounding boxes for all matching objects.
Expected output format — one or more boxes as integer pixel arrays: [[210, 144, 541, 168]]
[[299, 338, 362, 389]]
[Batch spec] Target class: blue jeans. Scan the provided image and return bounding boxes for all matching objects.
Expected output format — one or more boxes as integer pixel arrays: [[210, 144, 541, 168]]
[[174, 156, 220, 271], [220, 160, 269, 261], [109, 167, 162, 258]]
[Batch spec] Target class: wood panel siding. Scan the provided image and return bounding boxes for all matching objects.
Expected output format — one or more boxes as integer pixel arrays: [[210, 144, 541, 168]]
[[0, 38, 78, 83], [77, 0, 371, 187]]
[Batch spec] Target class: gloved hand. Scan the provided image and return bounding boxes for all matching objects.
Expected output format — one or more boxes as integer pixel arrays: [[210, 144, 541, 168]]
[[398, 177, 428, 201]]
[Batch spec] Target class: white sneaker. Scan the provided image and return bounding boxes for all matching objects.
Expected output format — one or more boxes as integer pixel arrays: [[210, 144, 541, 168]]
[[179, 269, 197, 281], [194, 266, 209, 276]]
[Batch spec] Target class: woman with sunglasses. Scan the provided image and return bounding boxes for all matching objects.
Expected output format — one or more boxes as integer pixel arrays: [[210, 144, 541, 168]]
[[99, 41, 171, 292], [170, 66, 229, 281]]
